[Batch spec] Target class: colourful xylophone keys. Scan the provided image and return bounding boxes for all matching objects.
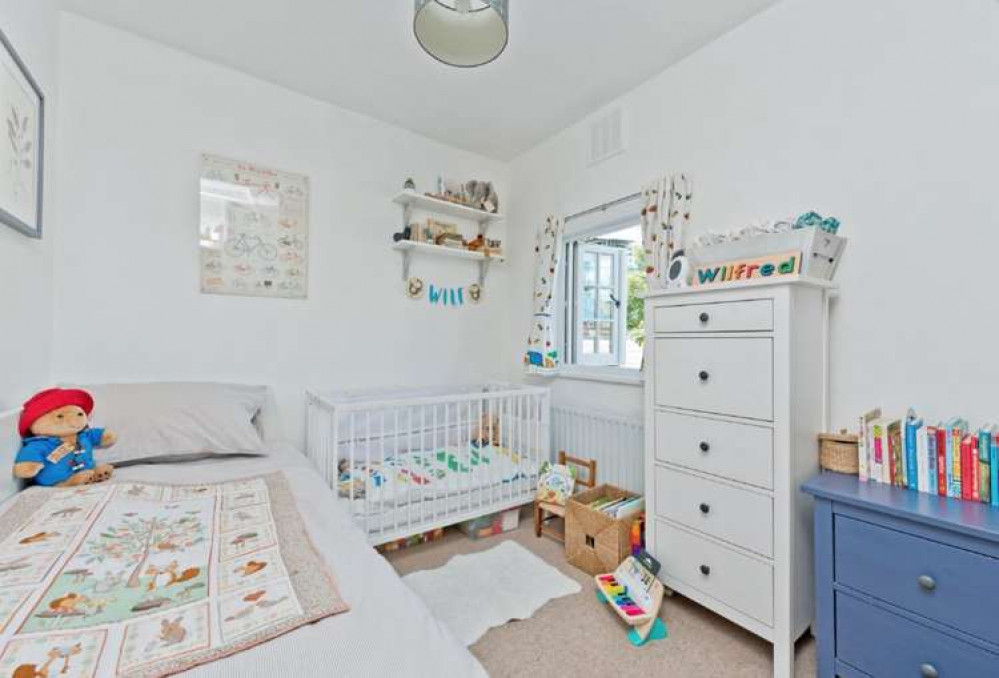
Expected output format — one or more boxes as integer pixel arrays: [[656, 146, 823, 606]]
[[598, 575, 645, 617]]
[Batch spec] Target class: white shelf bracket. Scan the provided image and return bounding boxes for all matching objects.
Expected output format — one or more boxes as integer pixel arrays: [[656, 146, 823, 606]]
[[403, 203, 412, 231], [478, 259, 491, 287], [400, 248, 412, 281]]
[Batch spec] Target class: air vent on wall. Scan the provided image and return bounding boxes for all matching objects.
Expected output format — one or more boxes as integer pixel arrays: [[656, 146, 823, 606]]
[[588, 108, 625, 165]]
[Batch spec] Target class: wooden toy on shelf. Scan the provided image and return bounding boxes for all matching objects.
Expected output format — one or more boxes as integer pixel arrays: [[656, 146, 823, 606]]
[[594, 551, 667, 647]]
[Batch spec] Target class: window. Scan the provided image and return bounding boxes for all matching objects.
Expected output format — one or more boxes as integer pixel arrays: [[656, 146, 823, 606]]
[[561, 202, 647, 372]]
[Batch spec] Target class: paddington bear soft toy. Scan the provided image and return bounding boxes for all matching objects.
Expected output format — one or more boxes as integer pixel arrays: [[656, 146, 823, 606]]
[[14, 388, 116, 486]]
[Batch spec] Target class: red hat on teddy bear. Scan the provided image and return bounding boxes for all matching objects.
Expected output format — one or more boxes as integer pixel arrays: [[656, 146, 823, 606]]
[[18, 388, 94, 438]]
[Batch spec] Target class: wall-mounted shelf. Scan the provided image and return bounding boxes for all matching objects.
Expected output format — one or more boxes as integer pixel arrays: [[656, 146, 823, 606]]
[[392, 240, 506, 263], [393, 240, 504, 285], [393, 189, 504, 232], [392, 188, 505, 288]]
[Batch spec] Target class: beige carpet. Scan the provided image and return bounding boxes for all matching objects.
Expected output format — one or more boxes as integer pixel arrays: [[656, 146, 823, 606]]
[[385, 511, 816, 677]]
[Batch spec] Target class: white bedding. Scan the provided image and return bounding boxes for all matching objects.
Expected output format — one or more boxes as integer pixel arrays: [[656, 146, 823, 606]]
[[25, 444, 486, 678]]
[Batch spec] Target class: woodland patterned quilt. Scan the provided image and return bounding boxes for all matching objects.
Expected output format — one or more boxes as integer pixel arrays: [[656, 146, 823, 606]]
[[0, 473, 348, 677]]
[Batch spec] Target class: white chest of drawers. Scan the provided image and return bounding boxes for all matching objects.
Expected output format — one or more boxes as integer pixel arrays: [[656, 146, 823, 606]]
[[643, 277, 835, 678]]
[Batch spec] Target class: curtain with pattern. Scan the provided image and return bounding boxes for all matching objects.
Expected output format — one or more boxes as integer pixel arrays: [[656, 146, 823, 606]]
[[523, 216, 565, 375], [641, 173, 693, 289]]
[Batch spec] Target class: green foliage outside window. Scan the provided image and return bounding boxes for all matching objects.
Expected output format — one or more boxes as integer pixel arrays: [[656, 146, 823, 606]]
[[627, 244, 647, 346]]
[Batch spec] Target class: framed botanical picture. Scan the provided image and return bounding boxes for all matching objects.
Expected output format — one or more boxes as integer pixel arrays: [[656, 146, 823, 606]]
[[0, 27, 43, 238]]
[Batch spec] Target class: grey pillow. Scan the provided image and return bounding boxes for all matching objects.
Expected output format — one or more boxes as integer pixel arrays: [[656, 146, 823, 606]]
[[77, 382, 267, 465]]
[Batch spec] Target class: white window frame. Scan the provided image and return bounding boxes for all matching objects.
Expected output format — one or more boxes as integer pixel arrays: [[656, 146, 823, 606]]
[[556, 194, 646, 384], [566, 241, 628, 367]]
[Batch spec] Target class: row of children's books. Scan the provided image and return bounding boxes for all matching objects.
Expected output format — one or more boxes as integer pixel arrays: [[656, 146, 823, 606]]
[[858, 407, 999, 505], [589, 495, 645, 520]]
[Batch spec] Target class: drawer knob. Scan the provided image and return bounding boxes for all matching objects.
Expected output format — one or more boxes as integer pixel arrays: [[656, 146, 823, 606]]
[[698, 370, 710, 382], [917, 575, 937, 591], [698, 312, 710, 323], [699, 441, 710, 453], [920, 663, 938, 678], [699, 564, 710, 576], [699, 502, 711, 515]]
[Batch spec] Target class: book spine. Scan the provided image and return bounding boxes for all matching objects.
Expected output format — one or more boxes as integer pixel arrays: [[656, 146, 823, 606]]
[[888, 426, 898, 486], [927, 426, 938, 495], [972, 437, 981, 502], [857, 414, 868, 482], [961, 435, 974, 501], [890, 422, 904, 487], [980, 428, 992, 504], [935, 427, 947, 496], [991, 431, 999, 508], [950, 425, 963, 498], [905, 418, 918, 491], [872, 424, 884, 484], [917, 425, 929, 493]]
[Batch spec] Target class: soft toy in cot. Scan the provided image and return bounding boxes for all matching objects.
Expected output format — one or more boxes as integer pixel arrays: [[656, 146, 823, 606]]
[[14, 388, 116, 487], [594, 551, 667, 647], [470, 414, 501, 448]]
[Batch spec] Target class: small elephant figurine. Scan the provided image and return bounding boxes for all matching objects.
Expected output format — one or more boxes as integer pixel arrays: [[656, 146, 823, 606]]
[[14, 388, 116, 487], [464, 180, 499, 214]]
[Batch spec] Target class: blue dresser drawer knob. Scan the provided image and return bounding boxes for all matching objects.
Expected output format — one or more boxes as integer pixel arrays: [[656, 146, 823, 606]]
[[920, 663, 938, 678], [917, 575, 936, 592], [699, 502, 711, 514], [699, 564, 710, 576]]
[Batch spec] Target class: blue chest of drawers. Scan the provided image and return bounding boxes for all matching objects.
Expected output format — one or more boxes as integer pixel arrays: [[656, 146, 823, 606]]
[[803, 473, 999, 677]]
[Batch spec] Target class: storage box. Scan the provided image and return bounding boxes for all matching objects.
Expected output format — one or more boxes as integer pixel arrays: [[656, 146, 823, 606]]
[[459, 508, 520, 540], [375, 527, 444, 553], [688, 226, 847, 281], [565, 484, 640, 575]]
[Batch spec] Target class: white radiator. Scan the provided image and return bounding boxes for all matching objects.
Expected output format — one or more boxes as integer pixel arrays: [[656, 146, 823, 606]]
[[552, 405, 644, 493]]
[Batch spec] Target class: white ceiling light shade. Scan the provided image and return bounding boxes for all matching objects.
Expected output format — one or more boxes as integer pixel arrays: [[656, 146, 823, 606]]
[[414, 0, 509, 68]]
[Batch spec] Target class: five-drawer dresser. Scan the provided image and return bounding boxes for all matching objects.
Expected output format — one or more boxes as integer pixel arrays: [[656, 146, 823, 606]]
[[804, 473, 999, 678], [644, 277, 835, 678]]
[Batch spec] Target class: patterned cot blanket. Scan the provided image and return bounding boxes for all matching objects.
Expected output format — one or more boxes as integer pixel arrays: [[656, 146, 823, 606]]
[[337, 442, 534, 507], [0, 473, 348, 678]]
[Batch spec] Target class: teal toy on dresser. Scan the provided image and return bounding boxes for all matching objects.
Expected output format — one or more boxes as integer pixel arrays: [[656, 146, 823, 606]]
[[803, 473, 999, 677]]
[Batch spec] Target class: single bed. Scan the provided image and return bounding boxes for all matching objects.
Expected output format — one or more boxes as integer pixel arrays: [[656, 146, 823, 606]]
[[0, 385, 487, 678]]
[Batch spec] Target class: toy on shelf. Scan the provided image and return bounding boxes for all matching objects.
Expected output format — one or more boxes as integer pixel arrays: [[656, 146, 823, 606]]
[[594, 550, 667, 647]]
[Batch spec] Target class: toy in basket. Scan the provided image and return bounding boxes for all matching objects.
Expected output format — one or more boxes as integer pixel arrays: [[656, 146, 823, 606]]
[[594, 550, 667, 647]]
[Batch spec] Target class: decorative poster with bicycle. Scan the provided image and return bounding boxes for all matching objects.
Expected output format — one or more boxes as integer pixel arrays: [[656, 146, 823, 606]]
[[199, 154, 309, 299]]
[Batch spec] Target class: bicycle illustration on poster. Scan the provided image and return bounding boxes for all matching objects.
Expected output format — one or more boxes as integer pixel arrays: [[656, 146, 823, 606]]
[[199, 153, 309, 299]]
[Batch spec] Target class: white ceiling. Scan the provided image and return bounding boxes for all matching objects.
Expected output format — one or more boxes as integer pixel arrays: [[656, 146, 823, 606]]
[[60, 1, 778, 160]]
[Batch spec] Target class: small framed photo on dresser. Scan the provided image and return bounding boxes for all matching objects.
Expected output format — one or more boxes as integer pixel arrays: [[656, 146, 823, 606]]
[[0, 26, 44, 239]]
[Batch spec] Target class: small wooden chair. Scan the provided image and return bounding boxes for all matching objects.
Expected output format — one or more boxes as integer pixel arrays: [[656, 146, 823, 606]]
[[534, 450, 597, 542]]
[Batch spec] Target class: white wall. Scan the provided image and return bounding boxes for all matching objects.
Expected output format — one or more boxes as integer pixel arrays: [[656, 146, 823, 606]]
[[52, 14, 510, 443], [507, 0, 999, 430], [0, 0, 59, 410]]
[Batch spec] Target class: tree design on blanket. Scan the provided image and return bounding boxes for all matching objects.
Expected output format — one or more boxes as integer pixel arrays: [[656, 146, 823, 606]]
[[23, 494, 213, 633]]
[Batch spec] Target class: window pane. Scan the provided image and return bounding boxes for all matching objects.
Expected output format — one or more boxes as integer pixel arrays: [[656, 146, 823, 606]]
[[597, 321, 613, 355], [599, 253, 614, 284], [581, 286, 596, 321], [581, 321, 597, 354], [582, 252, 597, 286], [597, 288, 614, 320]]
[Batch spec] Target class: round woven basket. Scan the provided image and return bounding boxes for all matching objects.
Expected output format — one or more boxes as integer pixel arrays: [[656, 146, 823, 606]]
[[818, 430, 859, 474]]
